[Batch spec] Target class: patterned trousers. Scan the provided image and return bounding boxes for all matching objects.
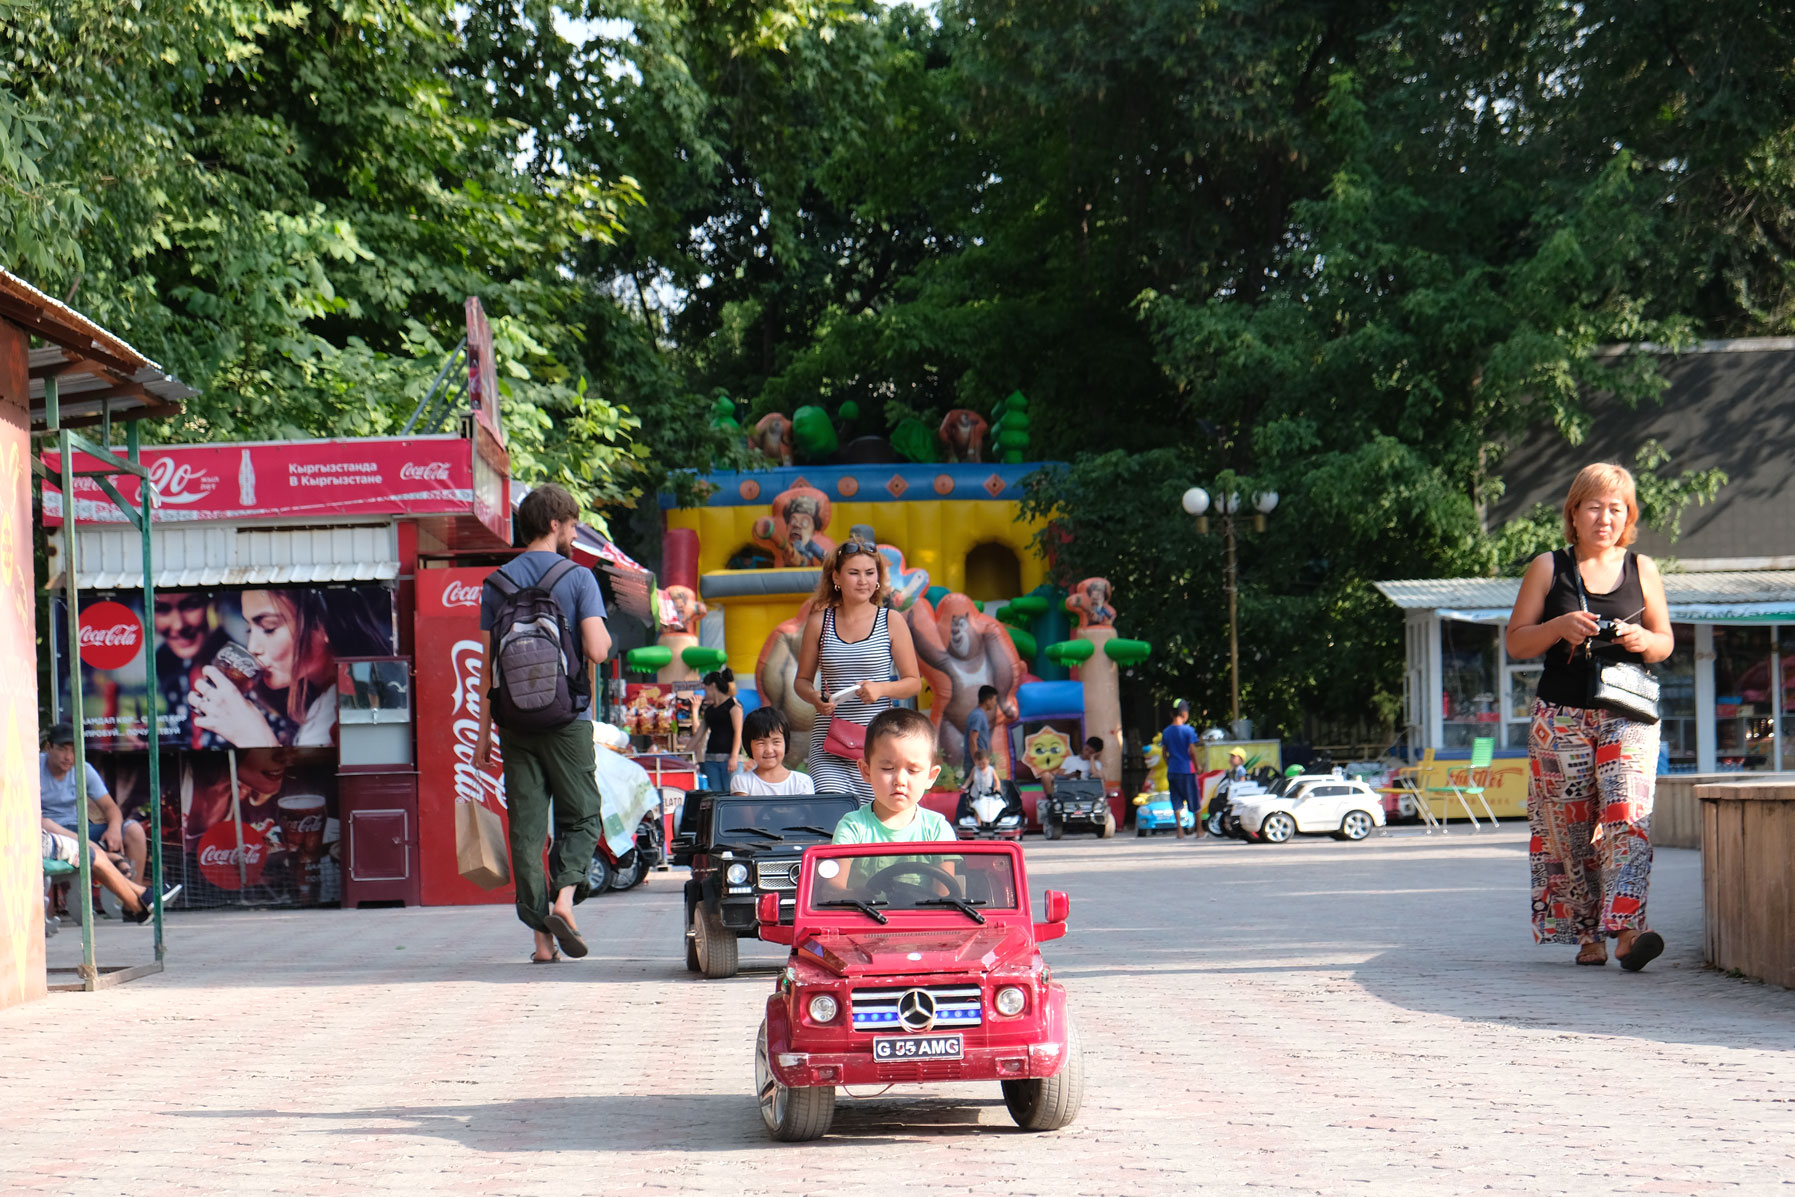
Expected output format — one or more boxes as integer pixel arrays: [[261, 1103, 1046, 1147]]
[[1527, 700, 1659, 944]]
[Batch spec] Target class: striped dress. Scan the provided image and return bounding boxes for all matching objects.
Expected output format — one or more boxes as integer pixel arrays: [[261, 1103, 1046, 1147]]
[[807, 604, 895, 798]]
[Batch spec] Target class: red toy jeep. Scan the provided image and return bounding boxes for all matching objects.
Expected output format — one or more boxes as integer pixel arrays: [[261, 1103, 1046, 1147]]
[[753, 840, 1083, 1141]]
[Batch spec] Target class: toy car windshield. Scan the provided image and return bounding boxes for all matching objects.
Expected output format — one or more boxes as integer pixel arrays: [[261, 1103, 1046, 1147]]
[[805, 847, 1020, 915], [713, 796, 861, 842]]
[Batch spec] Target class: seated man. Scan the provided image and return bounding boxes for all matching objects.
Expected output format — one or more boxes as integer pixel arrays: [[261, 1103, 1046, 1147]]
[[1040, 735, 1106, 797], [41, 825, 179, 924], [40, 722, 147, 885]]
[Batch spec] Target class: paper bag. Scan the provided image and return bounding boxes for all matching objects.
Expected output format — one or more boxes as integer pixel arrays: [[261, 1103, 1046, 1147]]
[[456, 800, 512, 890]]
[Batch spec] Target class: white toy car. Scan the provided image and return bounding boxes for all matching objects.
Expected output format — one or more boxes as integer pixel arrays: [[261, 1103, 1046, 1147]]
[[1232, 774, 1386, 843]]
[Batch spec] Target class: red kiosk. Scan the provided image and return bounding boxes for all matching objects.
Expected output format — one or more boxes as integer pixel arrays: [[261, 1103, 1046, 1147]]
[[45, 301, 653, 910]]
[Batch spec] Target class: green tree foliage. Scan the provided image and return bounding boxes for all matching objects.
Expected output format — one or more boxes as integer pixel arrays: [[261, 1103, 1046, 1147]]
[[0, 0, 648, 519]]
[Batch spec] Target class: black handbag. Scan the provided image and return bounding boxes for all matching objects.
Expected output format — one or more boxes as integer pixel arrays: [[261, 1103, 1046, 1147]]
[[1568, 552, 1661, 724]]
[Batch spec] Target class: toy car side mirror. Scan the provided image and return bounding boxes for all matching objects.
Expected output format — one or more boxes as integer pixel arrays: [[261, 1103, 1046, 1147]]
[[1035, 889, 1070, 942], [758, 891, 794, 945], [1132, 794, 1147, 806]]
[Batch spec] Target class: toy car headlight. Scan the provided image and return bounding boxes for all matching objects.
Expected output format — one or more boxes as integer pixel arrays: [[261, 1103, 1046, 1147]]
[[807, 994, 838, 1023], [958, 816, 975, 825], [725, 863, 749, 885], [994, 986, 1026, 1017]]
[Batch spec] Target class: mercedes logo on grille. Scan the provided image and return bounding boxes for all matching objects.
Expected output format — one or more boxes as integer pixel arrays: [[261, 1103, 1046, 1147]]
[[786, 863, 802, 887], [897, 988, 937, 1032]]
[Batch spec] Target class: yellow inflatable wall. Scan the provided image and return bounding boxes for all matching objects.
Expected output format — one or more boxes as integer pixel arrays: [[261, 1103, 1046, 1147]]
[[667, 497, 1050, 679]]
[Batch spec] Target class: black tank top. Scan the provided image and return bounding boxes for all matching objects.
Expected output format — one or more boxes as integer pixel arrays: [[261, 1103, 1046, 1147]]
[[702, 697, 738, 754], [1534, 548, 1647, 708]]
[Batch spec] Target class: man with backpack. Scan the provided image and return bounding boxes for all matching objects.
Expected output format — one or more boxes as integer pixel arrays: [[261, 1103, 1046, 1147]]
[[473, 483, 612, 963]]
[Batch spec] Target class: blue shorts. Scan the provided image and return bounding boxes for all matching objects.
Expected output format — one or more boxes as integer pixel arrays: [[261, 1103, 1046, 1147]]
[[1167, 772, 1198, 812]]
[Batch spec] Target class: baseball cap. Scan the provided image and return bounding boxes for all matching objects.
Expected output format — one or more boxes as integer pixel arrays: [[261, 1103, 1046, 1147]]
[[1172, 699, 1190, 714], [47, 721, 75, 745], [1228, 748, 1245, 761]]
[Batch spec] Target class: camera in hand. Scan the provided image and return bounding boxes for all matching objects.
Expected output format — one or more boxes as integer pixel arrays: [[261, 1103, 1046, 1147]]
[[1593, 617, 1624, 642]]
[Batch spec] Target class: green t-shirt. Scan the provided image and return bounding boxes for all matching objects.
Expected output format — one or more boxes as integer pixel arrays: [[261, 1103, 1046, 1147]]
[[832, 805, 957, 844]]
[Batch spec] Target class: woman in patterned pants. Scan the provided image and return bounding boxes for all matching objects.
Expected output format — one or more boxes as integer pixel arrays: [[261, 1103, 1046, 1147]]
[[1506, 463, 1673, 971]]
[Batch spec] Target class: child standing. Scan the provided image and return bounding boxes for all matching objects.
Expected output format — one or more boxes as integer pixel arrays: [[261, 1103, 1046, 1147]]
[[832, 708, 957, 843], [731, 707, 817, 796]]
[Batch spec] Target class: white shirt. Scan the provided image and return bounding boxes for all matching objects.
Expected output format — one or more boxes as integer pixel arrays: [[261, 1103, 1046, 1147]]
[[731, 769, 818, 796], [1060, 756, 1103, 780]]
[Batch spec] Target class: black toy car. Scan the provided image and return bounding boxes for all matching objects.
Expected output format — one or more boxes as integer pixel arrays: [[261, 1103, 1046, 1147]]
[[670, 790, 864, 978], [1040, 778, 1115, 839]]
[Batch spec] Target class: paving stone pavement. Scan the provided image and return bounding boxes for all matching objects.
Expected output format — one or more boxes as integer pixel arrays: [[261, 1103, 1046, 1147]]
[[5, 828, 1794, 1196]]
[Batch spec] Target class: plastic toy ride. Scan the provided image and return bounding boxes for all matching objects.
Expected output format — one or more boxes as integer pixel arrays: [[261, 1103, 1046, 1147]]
[[672, 791, 864, 978], [754, 841, 1083, 1141], [954, 782, 1026, 841], [1232, 774, 1387, 843], [1040, 778, 1115, 839], [1132, 793, 1195, 836]]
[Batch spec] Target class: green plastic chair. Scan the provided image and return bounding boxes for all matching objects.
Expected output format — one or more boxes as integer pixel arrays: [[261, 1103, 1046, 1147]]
[[1424, 736, 1500, 831]]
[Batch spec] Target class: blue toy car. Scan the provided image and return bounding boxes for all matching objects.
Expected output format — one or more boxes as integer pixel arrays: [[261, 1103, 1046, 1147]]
[[1132, 793, 1197, 836]]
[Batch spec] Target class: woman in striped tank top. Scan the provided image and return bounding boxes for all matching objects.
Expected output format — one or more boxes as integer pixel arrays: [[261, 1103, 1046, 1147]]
[[794, 539, 924, 797]]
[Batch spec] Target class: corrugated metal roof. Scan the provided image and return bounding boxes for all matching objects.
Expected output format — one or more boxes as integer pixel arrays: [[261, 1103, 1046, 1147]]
[[1377, 571, 1795, 614], [51, 522, 398, 591]]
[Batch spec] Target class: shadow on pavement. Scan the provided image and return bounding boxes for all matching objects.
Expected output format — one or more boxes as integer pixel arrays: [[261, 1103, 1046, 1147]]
[[170, 1092, 1017, 1149]]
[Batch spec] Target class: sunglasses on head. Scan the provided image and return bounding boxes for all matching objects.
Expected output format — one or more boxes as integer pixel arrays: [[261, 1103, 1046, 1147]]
[[837, 539, 876, 559]]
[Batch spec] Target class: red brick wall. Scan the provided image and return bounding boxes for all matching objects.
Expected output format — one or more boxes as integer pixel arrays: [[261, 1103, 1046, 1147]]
[[0, 318, 45, 1008]]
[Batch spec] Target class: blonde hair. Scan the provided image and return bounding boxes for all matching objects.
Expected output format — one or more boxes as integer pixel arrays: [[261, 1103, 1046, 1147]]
[[809, 539, 892, 608], [1562, 463, 1640, 547]]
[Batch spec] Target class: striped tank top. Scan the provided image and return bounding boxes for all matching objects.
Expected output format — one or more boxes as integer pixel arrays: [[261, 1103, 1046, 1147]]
[[807, 604, 895, 796]]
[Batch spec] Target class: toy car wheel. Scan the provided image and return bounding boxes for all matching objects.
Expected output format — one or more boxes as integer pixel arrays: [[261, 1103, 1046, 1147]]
[[694, 903, 739, 979], [1002, 1011, 1084, 1131], [1097, 808, 1116, 839], [1044, 815, 1063, 841], [585, 850, 613, 896], [1337, 810, 1375, 841], [1259, 812, 1296, 843], [1205, 811, 1225, 837], [610, 848, 649, 892], [757, 1019, 835, 1141], [683, 904, 701, 973], [1135, 821, 1147, 838]]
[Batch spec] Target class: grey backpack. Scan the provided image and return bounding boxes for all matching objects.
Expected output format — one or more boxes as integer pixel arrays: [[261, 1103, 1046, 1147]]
[[485, 558, 587, 731]]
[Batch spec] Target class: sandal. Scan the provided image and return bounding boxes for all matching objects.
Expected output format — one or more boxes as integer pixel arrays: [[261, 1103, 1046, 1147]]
[[529, 950, 562, 964], [1576, 943, 1607, 966], [544, 911, 589, 959], [1618, 930, 1664, 973]]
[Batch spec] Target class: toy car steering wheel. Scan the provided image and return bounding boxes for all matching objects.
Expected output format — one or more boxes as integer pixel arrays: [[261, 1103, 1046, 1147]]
[[863, 860, 961, 903]]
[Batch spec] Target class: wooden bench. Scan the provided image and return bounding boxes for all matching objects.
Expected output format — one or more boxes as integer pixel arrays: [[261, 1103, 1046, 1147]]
[[1695, 781, 1795, 990]]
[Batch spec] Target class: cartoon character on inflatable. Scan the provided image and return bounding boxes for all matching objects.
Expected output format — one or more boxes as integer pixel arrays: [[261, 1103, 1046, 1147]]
[[937, 409, 989, 463], [908, 593, 1023, 769], [754, 598, 819, 767], [1066, 577, 1115, 629], [752, 485, 836, 568], [749, 412, 795, 465]]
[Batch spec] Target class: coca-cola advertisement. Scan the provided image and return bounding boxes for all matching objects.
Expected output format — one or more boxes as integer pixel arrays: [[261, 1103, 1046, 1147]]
[[178, 748, 342, 906], [56, 585, 396, 750], [415, 566, 514, 906], [41, 437, 487, 527], [87, 749, 341, 907]]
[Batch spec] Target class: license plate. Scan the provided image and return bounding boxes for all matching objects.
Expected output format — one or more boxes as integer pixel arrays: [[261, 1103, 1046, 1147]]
[[872, 1033, 964, 1061]]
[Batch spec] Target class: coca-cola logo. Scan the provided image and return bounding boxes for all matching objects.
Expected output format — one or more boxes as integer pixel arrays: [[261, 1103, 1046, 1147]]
[[440, 581, 482, 610], [78, 600, 144, 671], [401, 461, 452, 482], [146, 456, 217, 506], [196, 823, 270, 890], [449, 638, 506, 809]]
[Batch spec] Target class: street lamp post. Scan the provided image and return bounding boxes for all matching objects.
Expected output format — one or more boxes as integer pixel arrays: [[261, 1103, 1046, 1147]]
[[1182, 484, 1278, 733]]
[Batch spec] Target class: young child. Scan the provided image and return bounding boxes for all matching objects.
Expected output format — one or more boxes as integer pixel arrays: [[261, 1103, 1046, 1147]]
[[966, 747, 1001, 799], [731, 706, 817, 796], [832, 707, 957, 843]]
